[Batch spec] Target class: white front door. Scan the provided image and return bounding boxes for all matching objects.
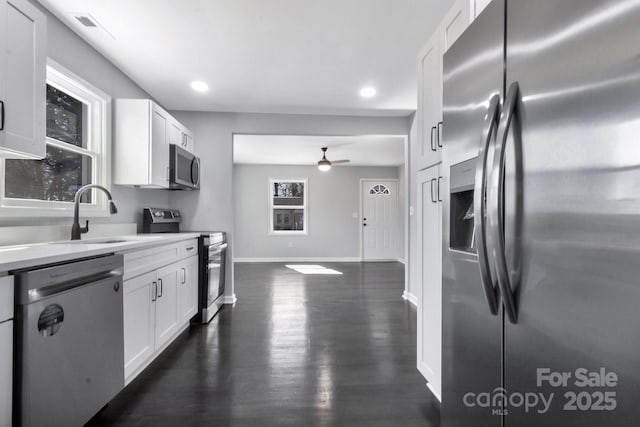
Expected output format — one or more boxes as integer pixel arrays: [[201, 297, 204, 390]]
[[361, 180, 398, 261]]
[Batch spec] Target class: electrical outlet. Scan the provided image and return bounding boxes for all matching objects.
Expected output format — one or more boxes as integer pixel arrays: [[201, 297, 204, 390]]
[[288, 241, 293, 248], [410, 206, 415, 216]]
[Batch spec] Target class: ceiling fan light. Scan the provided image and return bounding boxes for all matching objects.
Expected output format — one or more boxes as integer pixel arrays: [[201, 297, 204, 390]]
[[318, 160, 331, 172]]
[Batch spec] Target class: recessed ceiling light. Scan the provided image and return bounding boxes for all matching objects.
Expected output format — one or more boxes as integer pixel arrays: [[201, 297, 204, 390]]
[[360, 87, 377, 98], [191, 81, 209, 92]]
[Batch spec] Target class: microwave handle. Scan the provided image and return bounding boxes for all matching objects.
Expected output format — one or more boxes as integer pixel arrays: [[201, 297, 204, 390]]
[[191, 157, 200, 187]]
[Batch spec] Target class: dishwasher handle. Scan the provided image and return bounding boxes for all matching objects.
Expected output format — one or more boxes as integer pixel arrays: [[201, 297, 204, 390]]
[[20, 270, 123, 304], [13, 254, 124, 305]]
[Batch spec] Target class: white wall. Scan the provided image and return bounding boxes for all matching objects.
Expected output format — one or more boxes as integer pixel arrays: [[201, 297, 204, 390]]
[[234, 164, 399, 260], [1, 2, 170, 229], [408, 113, 419, 302], [168, 111, 410, 299], [398, 163, 407, 263]]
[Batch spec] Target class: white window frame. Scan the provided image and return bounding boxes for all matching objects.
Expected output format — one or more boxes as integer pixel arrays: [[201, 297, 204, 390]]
[[0, 59, 112, 217], [269, 178, 308, 235]]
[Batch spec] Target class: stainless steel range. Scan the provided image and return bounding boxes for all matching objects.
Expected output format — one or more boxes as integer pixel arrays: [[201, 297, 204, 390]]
[[142, 208, 227, 323]]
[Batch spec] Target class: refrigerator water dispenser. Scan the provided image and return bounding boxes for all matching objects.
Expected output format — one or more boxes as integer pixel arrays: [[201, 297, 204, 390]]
[[450, 158, 477, 253]]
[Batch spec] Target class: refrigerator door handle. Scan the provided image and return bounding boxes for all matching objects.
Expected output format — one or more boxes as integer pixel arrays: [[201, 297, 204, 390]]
[[489, 82, 520, 324], [473, 94, 501, 316]]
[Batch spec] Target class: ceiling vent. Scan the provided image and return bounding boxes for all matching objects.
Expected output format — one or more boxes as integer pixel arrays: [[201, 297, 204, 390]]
[[74, 15, 97, 27]]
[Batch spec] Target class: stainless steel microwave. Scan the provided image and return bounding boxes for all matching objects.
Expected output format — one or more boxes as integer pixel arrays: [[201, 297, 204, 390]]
[[169, 144, 200, 190]]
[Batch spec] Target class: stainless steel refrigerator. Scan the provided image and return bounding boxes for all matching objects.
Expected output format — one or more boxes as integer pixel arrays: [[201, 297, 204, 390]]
[[441, 0, 640, 425]]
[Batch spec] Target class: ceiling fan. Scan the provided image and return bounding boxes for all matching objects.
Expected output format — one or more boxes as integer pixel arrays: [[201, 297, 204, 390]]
[[317, 147, 350, 171]]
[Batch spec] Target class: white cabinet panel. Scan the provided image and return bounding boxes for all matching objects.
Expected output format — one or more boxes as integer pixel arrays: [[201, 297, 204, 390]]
[[417, 165, 443, 399], [169, 120, 181, 147], [441, 0, 473, 53], [181, 129, 194, 153], [0, 276, 12, 426], [0, 275, 13, 322], [114, 99, 194, 188], [154, 264, 180, 349], [123, 271, 156, 380], [178, 255, 198, 324], [473, 0, 492, 18], [0, 320, 12, 427], [0, 0, 46, 159], [150, 104, 170, 188], [416, 30, 442, 170]]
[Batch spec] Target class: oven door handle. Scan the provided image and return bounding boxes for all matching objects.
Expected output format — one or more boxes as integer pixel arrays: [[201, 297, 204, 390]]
[[208, 243, 228, 254]]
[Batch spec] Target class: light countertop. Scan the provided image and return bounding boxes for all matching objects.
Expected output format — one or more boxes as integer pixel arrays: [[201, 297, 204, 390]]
[[0, 233, 201, 273]]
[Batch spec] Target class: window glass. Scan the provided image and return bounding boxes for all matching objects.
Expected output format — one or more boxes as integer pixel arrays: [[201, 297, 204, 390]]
[[0, 61, 109, 216], [5, 145, 92, 203], [46, 85, 87, 148], [271, 180, 306, 233], [370, 184, 390, 195]]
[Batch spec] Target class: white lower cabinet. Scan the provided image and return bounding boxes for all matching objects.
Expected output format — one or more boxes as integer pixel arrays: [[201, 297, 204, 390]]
[[123, 247, 199, 384], [123, 270, 156, 380], [0, 275, 13, 426], [178, 255, 199, 324], [417, 165, 443, 400], [154, 264, 181, 350], [0, 320, 12, 427]]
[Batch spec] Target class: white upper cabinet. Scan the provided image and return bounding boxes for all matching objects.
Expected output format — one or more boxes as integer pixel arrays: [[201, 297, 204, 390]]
[[416, 30, 442, 170], [441, 0, 473, 54], [150, 103, 170, 188], [416, 0, 473, 172], [114, 99, 195, 188], [473, 0, 493, 18], [181, 128, 194, 153], [0, 0, 46, 159]]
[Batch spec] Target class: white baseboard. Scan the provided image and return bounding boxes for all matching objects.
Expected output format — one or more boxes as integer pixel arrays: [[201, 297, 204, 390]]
[[402, 290, 417, 306], [233, 257, 362, 263], [223, 294, 237, 304]]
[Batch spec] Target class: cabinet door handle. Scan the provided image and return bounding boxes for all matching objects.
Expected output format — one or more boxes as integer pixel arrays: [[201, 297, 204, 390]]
[[0, 100, 4, 131], [181, 268, 186, 284], [430, 126, 437, 152], [437, 176, 443, 202], [437, 121, 443, 148], [152, 281, 157, 301], [158, 278, 163, 298], [430, 178, 437, 203], [186, 246, 195, 252]]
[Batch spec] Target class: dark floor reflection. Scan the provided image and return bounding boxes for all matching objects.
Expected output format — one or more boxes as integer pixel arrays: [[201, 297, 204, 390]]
[[88, 262, 440, 426]]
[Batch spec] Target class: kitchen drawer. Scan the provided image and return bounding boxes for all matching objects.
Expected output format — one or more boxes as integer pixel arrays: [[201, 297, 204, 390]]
[[122, 239, 199, 280], [123, 244, 180, 280], [0, 276, 14, 322], [179, 239, 198, 258]]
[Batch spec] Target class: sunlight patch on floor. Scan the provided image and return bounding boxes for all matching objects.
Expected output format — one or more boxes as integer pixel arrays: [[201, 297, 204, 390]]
[[285, 264, 343, 275]]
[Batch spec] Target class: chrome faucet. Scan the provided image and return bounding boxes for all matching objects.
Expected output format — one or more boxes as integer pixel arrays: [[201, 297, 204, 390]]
[[71, 184, 118, 240]]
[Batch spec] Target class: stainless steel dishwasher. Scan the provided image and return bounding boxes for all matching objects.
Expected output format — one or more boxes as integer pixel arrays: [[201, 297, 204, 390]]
[[13, 254, 124, 427]]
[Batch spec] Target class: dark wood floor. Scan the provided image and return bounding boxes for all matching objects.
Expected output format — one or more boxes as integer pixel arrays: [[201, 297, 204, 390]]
[[88, 262, 440, 426]]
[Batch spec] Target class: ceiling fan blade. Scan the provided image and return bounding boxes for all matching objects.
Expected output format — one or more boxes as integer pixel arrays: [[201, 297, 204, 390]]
[[332, 159, 350, 164]]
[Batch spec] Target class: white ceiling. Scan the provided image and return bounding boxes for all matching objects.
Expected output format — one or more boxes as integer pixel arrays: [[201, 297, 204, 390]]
[[39, 0, 454, 116], [233, 135, 405, 166]]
